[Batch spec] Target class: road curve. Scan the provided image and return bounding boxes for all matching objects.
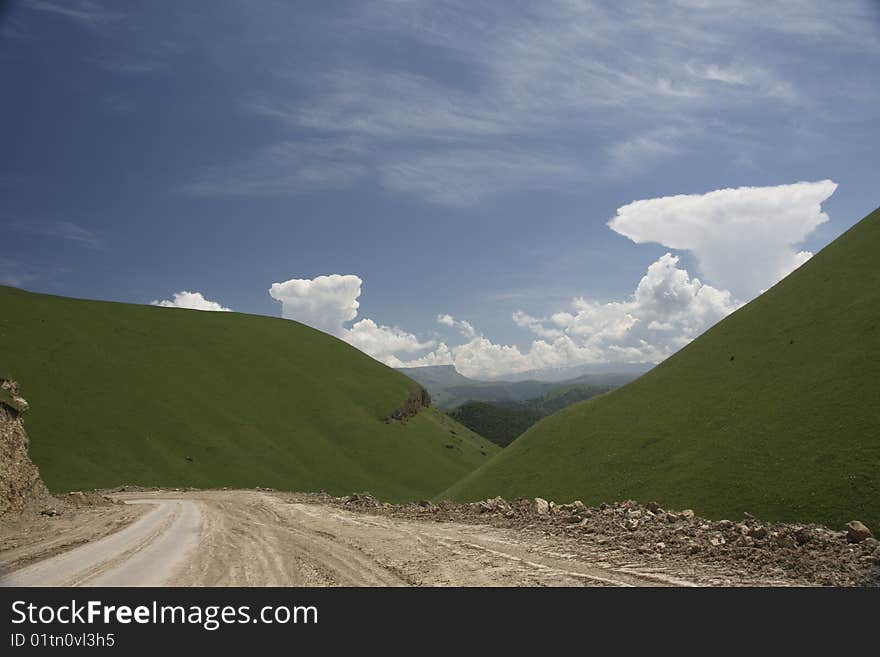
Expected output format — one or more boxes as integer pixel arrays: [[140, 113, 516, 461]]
[[1, 491, 720, 587], [0, 499, 202, 587]]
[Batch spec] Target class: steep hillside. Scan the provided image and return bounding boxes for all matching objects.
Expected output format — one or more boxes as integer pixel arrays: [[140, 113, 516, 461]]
[[0, 287, 498, 501], [444, 208, 880, 530]]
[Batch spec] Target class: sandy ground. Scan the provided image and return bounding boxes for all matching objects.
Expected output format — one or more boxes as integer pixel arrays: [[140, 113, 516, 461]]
[[0, 490, 713, 587]]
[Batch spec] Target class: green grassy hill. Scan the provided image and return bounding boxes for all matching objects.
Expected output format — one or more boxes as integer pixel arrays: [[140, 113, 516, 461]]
[[0, 286, 498, 501], [444, 207, 880, 530]]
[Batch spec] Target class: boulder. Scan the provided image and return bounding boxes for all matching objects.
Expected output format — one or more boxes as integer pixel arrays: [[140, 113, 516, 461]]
[[554, 501, 586, 517], [748, 526, 768, 540], [846, 521, 873, 543], [532, 498, 550, 516], [735, 535, 755, 548], [775, 533, 797, 549], [788, 527, 806, 545]]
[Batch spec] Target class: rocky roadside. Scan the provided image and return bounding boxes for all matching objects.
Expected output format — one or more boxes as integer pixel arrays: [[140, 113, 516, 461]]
[[33, 472, 880, 586], [1, 377, 121, 522], [326, 493, 879, 587]]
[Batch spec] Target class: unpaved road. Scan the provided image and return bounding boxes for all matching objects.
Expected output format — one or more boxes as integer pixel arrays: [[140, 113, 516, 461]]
[[0, 491, 709, 587], [1, 500, 200, 586]]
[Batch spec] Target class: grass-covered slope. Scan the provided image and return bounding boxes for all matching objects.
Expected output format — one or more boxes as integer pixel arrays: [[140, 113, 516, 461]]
[[0, 286, 498, 500], [444, 208, 880, 530]]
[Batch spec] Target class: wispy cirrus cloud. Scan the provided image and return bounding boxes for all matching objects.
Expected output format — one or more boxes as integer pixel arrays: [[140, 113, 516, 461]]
[[176, 1, 875, 206], [179, 140, 369, 198], [0, 257, 39, 287], [17, 1, 181, 78], [3, 219, 103, 250], [378, 148, 590, 206], [19, 0, 123, 29]]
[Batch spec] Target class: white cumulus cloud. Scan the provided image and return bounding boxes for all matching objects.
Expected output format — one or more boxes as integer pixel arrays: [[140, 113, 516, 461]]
[[265, 180, 839, 378], [393, 342, 455, 369], [269, 273, 437, 367], [269, 274, 362, 336], [344, 318, 435, 366], [608, 180, 837, 298], [151, 291, 232, 312], [398, 253, 740, 378], [436, 314, 477, 339]]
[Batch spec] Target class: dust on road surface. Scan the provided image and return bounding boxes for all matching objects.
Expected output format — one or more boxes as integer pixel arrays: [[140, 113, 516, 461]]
[[0, 490, 714, 587]]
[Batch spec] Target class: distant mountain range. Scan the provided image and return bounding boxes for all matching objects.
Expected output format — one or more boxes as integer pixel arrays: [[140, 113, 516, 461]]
[[395, 365, 475, 389], [481, 362, 654, 383], [396, 364, 643, 409]]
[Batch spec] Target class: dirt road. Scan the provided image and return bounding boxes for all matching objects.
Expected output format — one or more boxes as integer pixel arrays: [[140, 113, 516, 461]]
[[0, 491, 706, 587], [1, 499, 200, 586]]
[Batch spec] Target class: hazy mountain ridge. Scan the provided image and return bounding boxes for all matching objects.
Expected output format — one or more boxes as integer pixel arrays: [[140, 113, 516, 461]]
[[397, 365, 639, 410]]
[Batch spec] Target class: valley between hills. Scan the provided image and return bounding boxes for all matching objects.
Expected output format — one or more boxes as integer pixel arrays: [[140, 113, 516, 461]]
[[1, 207, 878, 587]]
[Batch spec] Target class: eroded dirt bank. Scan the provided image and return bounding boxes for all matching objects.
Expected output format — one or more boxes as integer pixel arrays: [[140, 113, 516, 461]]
[[1, 489, 877, 586]]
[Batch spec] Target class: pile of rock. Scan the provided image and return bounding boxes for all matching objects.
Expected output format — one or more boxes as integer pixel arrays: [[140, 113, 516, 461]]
[[340, 493, 380, 509], [62, 491, 121, 508], [329, 491, 878, 586]]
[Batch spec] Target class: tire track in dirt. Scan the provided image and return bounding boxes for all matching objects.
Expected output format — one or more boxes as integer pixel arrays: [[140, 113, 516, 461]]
[[1, 499, 202, 587], [3, 490, 707, 587]]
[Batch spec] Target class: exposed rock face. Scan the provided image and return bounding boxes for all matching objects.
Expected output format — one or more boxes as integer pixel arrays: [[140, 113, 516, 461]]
[[384, 386, 431, 422], [0, 379, 52, 517]]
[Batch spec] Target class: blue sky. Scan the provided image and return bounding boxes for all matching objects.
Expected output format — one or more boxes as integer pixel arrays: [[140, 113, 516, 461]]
[[1, 1, 878, 378]]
